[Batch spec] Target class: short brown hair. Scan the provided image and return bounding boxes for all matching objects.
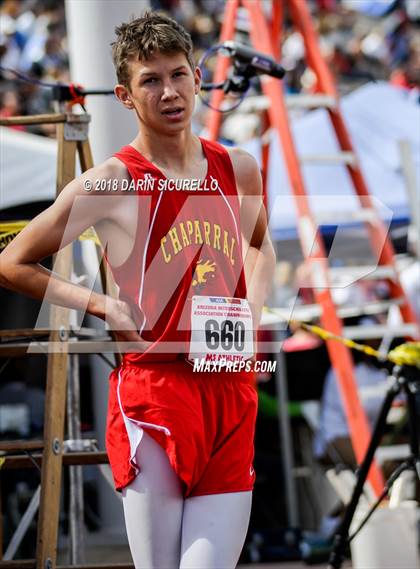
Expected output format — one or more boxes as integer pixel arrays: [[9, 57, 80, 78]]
[[111, 12, 195, 89]]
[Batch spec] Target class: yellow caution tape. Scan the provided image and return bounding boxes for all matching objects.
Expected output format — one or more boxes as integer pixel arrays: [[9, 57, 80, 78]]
[[299, 322, 420, 369], [77, 226, 101, 246], [0, 221, 28, 232], [264, 307, 420, 368], [0, 221, 101, 249], [388, 342, 420, 368]]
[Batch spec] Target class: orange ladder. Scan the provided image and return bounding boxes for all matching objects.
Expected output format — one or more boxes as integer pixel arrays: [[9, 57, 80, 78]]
[[205, 0, 419, 497]]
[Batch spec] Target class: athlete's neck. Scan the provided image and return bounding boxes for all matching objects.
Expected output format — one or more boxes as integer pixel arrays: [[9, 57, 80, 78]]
[[131, 128, 200, 173]]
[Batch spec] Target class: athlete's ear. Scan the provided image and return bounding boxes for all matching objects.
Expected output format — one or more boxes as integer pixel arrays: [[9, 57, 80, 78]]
[[193, 66, 202, 95], [114, 84, 134, 110]]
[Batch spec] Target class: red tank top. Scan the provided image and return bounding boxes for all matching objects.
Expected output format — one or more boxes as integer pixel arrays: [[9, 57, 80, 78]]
[[109, 137, 247, 364]]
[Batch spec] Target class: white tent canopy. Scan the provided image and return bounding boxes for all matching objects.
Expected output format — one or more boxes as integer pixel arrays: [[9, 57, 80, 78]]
[[243, 82, 420, 240], [0, 127, 57, 209]]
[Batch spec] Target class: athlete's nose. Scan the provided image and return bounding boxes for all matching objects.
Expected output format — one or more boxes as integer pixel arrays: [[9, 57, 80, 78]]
[[161, 80, 179, 101]]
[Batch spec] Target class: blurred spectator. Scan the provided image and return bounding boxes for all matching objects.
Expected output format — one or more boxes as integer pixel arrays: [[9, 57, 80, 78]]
[[313, 329, 389, 467], [0, 0, 21, 70], [35, 31, 67, 77], [0, 88, 24, 130]]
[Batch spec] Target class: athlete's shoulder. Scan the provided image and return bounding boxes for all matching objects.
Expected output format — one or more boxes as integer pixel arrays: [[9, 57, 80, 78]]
[[75, 156, 129, 194], [90, 156, 128, 180], [226, 146, 262, 196], [226, 145, 258, 167]]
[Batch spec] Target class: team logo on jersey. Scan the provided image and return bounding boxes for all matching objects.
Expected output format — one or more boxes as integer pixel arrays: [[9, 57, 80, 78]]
[[192, 259, 216, 289], [160, 219, 236, 266]]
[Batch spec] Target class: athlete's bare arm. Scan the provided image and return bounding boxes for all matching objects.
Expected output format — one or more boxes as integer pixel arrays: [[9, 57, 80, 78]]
[[229, 147, 276, 329], [0, 159, 142, 342]]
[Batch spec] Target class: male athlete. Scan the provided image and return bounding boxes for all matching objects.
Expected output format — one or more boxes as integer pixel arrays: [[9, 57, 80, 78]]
[[0, 12, 276, 569]]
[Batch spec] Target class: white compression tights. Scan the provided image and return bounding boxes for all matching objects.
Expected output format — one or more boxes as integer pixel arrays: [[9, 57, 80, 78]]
[[122, 431, 252, 569]]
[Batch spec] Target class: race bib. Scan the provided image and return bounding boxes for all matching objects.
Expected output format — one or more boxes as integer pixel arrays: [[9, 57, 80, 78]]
[[188, 295, 254, 364]]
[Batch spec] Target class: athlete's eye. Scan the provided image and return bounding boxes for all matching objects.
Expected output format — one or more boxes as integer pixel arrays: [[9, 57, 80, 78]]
[[143, 77, 158, 84], [173, 72, 186, 78]]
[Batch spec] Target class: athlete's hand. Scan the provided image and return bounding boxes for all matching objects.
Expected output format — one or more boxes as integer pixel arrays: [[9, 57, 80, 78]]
[[105, 298, 152, 353]]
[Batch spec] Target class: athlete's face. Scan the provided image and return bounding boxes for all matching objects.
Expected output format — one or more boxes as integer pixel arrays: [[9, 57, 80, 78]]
[[115, 52, 201, 134]]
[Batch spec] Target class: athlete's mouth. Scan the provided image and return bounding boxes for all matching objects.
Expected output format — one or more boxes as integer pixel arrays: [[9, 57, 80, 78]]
[[161, 107, 184, 116]]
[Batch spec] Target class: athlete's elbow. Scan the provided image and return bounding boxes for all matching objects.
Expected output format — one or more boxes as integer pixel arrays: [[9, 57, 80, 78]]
[[0, 252, 21, 291], [263, 239, 276, 270], [0, 258, 13, 289]]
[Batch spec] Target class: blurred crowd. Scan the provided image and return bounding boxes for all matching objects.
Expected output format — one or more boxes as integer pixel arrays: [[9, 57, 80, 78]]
[[0, 0, 419, 136], [0, 0, 68, 134], [157, 0, 420, 94], [282, 0, 420, 95]]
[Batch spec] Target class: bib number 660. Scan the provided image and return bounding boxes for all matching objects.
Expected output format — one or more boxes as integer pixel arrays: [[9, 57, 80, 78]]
[[205, 319, 245, 351]]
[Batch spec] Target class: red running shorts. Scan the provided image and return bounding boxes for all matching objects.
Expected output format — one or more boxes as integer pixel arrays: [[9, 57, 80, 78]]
[[106, 360, 258, 498]]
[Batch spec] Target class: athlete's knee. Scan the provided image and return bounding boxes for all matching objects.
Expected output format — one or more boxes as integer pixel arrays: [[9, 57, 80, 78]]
[[180, 491, 252, 568]]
